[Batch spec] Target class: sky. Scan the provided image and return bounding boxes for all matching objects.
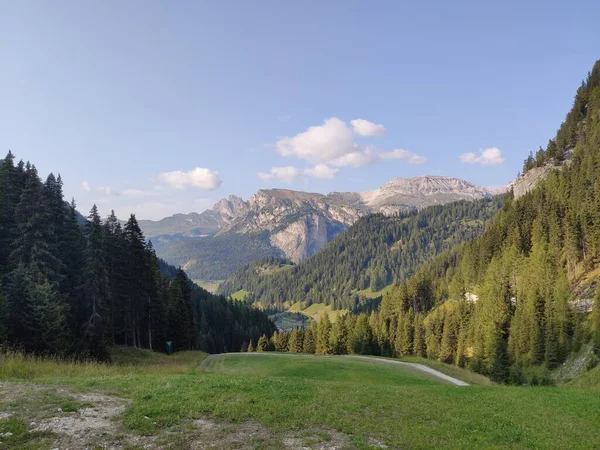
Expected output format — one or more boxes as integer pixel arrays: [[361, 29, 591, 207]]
[[2, 1, 599, 220]]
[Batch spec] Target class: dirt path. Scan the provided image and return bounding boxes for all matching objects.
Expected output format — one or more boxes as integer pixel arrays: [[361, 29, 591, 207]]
[[341, 355, 469, 386], [201, 352, 469, 386]]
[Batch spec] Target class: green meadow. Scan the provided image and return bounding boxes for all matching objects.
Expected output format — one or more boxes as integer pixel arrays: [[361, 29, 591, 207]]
[[1, 350, 599, 449]]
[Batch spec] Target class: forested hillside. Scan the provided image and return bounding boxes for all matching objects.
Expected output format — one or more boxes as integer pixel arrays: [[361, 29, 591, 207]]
[[270, 60, 600, 384], [219, 196, 503, 312], [0, 153, 275, 359], [152, 231, 282, 280]]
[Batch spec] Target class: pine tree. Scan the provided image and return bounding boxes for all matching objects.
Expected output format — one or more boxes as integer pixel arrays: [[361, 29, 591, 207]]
[[123, 215, 149, 348], [167, 269, 195, 351], [62, 199, 85, 337], [288, 328, 303, 353], [270, 331, 279, 351], [302, 326, 316, 353], [257, 334, 268, 352], [439, 311, 458, 363], [275, 330, 289, 352], [330, 314, 349, 355], [412, 314, 426, 357], [349, 315, 373, 355], [247, 339, 255, 352], [316, 313, 332, 354], [83, 205, 109, 359], [488, 332, 510, 383]]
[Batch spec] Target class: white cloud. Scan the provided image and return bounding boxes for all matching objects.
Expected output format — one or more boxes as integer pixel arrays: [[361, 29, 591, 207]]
[[303, 164, 340, 180], [273, 117, 425, 168], [460, 147, 505, 166], [275, 117, 357, 165], [158, 167, 222, 190], [258, 164, 340, 183], [81, 181, 90, 192], [380, 149, 428, 165], [350, 119, 386, 137], [258, 166, 302, 184], [332, 148, 379, 168]]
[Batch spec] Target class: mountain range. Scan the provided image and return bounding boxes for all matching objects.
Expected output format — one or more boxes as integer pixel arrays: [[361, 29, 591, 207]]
[[141, 176, 493, 280]]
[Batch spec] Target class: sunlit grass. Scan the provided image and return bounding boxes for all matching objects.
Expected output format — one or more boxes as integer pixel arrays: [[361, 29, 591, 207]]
[[1, 350, 600, 448]]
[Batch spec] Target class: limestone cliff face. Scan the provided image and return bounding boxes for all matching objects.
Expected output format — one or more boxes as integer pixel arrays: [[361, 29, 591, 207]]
[[269, 214, 331, 262], [510, 166, 555, 199], [509, 155, 573, 199]]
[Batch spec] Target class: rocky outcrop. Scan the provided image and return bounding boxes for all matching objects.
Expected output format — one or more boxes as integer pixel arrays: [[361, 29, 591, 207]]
[[212, 195, 249, 224], [510, 166, 555, 199], [269, 214, 330, 262], [509, 153, 573, 200]]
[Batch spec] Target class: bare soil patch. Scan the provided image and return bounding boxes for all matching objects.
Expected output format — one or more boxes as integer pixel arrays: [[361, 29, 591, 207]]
[[0, 382, 359, 449]]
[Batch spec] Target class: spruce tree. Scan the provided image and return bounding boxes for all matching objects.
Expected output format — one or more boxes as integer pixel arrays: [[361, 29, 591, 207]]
[[257, 334, 268, 352], [83, 205, 109, 359], [288, 328, 303, 353], [302, 326, 316, 353], [349, 315, 373, 355], [330, 314, 349, 355], [316, 313, 332, 354], [412, 314, 426, 357]]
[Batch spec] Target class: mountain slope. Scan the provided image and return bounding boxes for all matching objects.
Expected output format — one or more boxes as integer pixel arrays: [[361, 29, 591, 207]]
[[366, 59, 600, 382], [218, 196, 503, 312], [147, 176, 491, 279]]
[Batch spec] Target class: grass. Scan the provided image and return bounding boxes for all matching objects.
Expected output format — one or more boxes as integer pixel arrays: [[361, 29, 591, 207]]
[[566, 360, 600, 392], [230, 289, 249, 300], [1, 350, 600, 449], [0, 348, 206, 380], [192, 279, 223, 293], [355, 284, 394, 299], [289, 302, 348, 323], [0, 417, 55, 450]]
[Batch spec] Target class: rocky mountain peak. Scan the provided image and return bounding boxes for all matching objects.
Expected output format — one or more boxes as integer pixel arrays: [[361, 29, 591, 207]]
[[213, 195, 249, 222], [359, 176, 490, 211], [378, 175, 489, 195]]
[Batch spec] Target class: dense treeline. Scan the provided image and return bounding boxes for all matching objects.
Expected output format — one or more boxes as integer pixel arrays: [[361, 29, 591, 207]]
[[357, 59, 600, 383], [153, 232, 282, 280], [0, 153, 275, 359], [219, 197, 503, 312]]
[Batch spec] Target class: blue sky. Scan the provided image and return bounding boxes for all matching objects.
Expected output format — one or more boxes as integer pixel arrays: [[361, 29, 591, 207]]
[[2, 1, 599, 220]]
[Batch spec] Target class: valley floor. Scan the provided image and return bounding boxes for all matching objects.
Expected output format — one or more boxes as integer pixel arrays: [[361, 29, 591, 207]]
[[1, 349, 599, 449]]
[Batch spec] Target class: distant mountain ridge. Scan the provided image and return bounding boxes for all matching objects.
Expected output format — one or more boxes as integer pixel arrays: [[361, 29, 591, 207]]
[[141, 176, 492, 279]]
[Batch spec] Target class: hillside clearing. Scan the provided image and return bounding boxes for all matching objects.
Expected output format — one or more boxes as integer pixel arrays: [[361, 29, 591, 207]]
[[192, 279, 224, 293], [288, 301, 348, 323], [230, 289, 249, 300]]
